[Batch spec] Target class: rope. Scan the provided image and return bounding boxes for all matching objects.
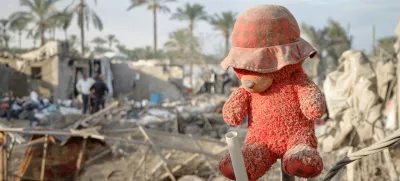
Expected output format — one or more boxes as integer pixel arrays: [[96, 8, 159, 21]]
[[323, 129, 400, 181]]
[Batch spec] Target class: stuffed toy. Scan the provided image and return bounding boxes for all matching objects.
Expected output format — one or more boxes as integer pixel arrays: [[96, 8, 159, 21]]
[[218, 5, 326, 181]]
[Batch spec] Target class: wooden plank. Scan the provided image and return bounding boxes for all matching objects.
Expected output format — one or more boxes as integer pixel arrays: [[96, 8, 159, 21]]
[[0, 132, 4, 181], [40, 134, 49, 181], [84, 148, 112, 167], [74, 137, 88, 180], [159, 153, 200, 180], [2, 132, 7, 180], [138, 126, 176, 181], [76, 101, 119, 125], [150, 152, 173, 175], [189, 134, 217, 173]]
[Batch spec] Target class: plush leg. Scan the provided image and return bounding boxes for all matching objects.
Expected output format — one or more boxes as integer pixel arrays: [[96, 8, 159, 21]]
[[218, 144, 278, 181], [282, 144, 323, 178]]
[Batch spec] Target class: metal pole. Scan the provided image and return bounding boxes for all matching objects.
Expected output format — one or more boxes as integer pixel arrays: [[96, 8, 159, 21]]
[[225, 131, 248, 181]]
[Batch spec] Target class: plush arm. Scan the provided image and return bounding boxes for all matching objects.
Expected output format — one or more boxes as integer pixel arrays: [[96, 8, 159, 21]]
[[222, 87, 251, 126], [295, 75, 326, 120]]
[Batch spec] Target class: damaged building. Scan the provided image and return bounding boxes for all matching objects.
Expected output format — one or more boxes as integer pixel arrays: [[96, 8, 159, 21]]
[[0, 41, 113, 101]]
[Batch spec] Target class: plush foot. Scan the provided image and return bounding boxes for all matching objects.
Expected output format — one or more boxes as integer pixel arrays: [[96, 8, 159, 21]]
[[218, 144, 278, 181], [282, 144, 323, 178]]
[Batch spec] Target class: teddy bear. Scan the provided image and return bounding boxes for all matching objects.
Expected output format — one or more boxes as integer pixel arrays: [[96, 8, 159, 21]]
[[218, 5, 326, 181]]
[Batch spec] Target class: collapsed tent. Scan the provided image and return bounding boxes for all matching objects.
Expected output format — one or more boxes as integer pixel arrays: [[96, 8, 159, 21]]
[[321, 50, 388, 151]]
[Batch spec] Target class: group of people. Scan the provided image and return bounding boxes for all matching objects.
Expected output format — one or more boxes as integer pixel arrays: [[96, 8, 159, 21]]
[[202, 70, 232, 94], [76, 73, 109, 114]]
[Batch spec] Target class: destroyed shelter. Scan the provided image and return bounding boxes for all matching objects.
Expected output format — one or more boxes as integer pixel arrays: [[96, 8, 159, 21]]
[[0, 41, 113, 101]]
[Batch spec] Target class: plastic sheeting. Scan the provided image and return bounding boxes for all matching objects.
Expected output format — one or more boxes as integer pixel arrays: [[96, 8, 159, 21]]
[[323, 50, 382, 147], [375, 60, 395, 100], [324, 50, 375, 120]]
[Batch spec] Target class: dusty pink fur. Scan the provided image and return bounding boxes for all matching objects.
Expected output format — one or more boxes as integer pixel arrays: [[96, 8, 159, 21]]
[[219, 63, 325, 181]]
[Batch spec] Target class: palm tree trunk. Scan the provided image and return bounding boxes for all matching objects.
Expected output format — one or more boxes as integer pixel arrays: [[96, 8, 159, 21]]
[[224, 33, 230, 56], [153, 7, 157, 55], [80, 0, 85, 55], [109, 42, 112, 49], [53, 28, 56, 39], [18, 31, 22, 49], [189, 30, 194, 92], [40, 29, 45, 46], [64, 30, 68, 41], [189, 22, 194, 35]]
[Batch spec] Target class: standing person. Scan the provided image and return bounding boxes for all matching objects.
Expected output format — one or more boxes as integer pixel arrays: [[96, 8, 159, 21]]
[[209, 69, 217, 93], [76, 74, 95, 114], [90, 75, 109, 113], [221, 71, 231, 94], [203, 70, 212, 93]]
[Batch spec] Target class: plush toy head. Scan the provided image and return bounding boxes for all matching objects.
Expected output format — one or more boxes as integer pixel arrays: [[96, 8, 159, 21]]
[[234, 62, 304, 93], [234, 68, 273, 93]]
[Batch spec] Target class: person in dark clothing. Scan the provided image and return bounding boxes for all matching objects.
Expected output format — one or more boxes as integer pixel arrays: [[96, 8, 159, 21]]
[[221, 71, 231, 94], [90, 75, 109, 113]]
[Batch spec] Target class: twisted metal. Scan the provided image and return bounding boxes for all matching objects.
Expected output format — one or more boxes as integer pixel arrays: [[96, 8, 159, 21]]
[[323, 130, 400, 181]]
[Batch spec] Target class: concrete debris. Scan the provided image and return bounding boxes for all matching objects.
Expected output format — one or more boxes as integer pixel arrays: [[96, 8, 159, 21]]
[[0, 91, 85, 128]]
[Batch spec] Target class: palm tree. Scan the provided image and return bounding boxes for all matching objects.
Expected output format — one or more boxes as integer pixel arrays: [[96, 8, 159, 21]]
[[164, 29, 200, 65], [325, 19, 352, 62], [171, 3, 208, 35], [9, 16, 30, 48], [301, 19, 352, 85], [300, 23, 329, 84], [91, 36, 106, 48], [0, 19, 11, 49], [164, 29, 198, 57], [26, 30, 40, 48], [170, 3, 207, 90], [376, 36, 397, 57], [55, 7, 74, 41], [72, 0, 103, 55], [209, 11, 238, 56], [127, 0, 176, 54], [10, 0, 61, 46], [106, 34, 119, 49], [69, 34, 78, 46], [67, 34, 80, 54]]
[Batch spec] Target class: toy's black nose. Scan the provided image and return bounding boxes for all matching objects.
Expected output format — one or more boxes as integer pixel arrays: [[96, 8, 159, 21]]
[[244, 81, 254, 88]]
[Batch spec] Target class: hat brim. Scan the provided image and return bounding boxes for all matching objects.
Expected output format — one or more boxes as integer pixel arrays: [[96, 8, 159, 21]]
[[221, 38, 317, 73]]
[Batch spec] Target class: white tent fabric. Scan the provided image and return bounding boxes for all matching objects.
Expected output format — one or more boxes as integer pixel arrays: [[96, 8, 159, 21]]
[[324, 50, 375, 120], [323, 50, 382, 148]]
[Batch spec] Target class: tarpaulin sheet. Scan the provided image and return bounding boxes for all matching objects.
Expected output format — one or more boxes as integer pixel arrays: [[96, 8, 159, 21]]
[[323, 50, 382, 147]]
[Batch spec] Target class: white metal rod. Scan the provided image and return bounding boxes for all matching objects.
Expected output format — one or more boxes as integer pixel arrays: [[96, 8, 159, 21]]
[[225, 131, 248, 181]]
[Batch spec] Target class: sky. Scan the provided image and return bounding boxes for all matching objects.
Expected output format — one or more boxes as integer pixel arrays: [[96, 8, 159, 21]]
[[0, 0, 399, 56]]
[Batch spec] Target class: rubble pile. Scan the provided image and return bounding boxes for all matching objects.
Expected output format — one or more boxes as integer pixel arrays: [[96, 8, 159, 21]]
[[108, 93, 232, 140], [315, 49, 400, 181], [0, 91, 84, 128]]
